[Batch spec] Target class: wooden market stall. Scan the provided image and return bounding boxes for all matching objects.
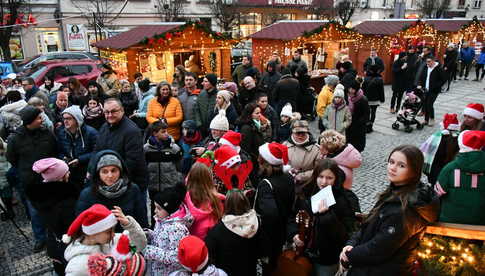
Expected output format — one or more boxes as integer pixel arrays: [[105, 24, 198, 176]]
[[250, 20, 362, 92], [94, 22, 236, 83]]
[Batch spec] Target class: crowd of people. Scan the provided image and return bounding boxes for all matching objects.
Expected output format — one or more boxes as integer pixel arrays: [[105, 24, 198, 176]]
[[0, 44, 483, 276]]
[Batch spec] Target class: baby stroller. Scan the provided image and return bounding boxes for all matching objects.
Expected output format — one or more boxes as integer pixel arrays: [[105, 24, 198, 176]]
[[391, 89, 424, 133]]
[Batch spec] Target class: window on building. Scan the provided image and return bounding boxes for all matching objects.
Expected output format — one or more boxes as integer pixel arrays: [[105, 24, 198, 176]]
[[382, 0, 387, 7], [474, 0, 481, 8], [458, 0, 466, 8]]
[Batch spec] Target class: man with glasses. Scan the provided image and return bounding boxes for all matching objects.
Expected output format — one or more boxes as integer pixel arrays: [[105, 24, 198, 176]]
[[56, 105, 98, 190], [93, 98, 148, 194], [22, 77, 48, 104]]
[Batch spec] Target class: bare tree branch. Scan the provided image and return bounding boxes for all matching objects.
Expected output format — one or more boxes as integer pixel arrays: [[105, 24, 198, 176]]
[[154, 0, 185, 22], [70, 0, 128, 29], [333, 0, 364, 26], [417, 0, 450, 18], [210, 0, 239, 36]]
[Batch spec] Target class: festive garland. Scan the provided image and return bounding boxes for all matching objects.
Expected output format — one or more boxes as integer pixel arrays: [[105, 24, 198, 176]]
[[302, 20, 357, 38], [417, 234, 485, 276], [139, 21, 231, 46]]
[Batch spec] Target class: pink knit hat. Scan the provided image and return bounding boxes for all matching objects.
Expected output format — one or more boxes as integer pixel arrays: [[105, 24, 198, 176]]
[[32, 158, 69, 182]]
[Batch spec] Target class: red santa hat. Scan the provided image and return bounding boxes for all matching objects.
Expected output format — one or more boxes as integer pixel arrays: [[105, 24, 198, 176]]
[[214, 145, 241, 168], [218, 131, 241, 152], [62, 204, 117, 244], [178, 235, 209, 273], [258, 142, 291, 171], [458, 130, 485, 153], [111, 231, 132, 261], [463, 103, 484, 120], [440, 113, 460, 134]]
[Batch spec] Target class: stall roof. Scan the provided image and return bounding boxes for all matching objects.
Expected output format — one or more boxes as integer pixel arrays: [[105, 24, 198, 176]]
[[94, 23, 184, 50], [355, 19, 485, 35], [249, 20, 329, 40]]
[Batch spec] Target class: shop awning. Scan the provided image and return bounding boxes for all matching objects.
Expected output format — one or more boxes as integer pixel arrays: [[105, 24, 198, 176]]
[[427, 19, 485, 32], [249, 20, 329, 40], [94, 23, 184, 50]]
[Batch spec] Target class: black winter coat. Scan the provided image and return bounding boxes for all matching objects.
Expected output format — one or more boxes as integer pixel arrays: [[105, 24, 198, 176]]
[[119, 91, 139, 117], [417, 65, 447, 94], [94, 116, 148, 191], [362, 75, 385, 103], [273, 75, 300, 111], [345, 182, 439, 276], [444, 49, 458, 72], [262, 105, 279, 140], [6, 126, 57, 185], [363, 56, 385, 74], [288, 176, 360, 265], [239, 121, 266, 164], [205, 220, 260, 276], [392, 58, 410, 92], [255, 173, 295, 261], [239, 86, 264, 109], [346, 96, 370, 152], [341, 69, 358, 98], [260, 61, 282, 104]]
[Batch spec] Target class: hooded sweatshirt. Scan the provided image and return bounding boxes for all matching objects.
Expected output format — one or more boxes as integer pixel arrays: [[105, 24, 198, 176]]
[[205, 209, 259, 276], [184, 191, 225, 240], [327, 144, 362, 190], [144, 204, 194, 276], [435, 151, 485, 225]]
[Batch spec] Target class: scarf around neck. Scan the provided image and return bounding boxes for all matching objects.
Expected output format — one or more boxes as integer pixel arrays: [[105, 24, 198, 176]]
[[83, 104, 103, 119], [348, 89, 364, 113], [98, 178, 128, 199]]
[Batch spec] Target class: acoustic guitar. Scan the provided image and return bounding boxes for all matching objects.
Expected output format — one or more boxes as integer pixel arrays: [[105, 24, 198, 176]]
[[271, 210, 313, 276]]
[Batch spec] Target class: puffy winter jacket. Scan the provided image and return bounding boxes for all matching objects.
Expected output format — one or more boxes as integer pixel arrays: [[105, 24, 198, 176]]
[[56, 124, 98, 166], [0, 100, 28, 131], [435, 150, 485, 225], [326, 144, 362, 190], [362, 75, 385, 103], [64, 216, 147, 276], [322, 102, 352, 134], [460, 47, 475, 63], [146, 97, 183, 140], [316, 85, 334, 117], [144, 204, 194, 276], [184, 191, 225, 240], [345, 182, 439, 276], [283, 135, 320, 183]]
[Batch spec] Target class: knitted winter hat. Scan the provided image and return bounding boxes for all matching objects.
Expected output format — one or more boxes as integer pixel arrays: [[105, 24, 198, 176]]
[[182, 120, 197, 131], [333, 84, 345, 98], [20, 106, 42, 126], [32, 158, 69, 183], [178, 236, 209, 273], [214, 145, 241, 168], [153, 184, 186, 214], [324, 75, 339, 87], [62, 105, 84, 126], [97, 154, 123, 172], [88, 252, 146, 276], [463, 103, 484, 120], [217, 90, 232, 105], [62, 204, 117, 243], [205, 73, 218, 87], [291, 120, 309, 133], [342, 61, 352, 71], [209, 109, 229, 131], [259, 142, 290, 171], [222, 82, 238, 95], [458, 130, 485, 153], [280, 103, 293, 118], [441, 113, 460, 133], [219, 131, 241, 152]]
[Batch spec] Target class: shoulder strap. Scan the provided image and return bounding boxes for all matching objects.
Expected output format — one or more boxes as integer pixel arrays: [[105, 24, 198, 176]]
[[253, 178, 274, 210]]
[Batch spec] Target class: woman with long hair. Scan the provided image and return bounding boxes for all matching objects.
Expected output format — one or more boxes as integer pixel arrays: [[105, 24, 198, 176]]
[[339, 145, 439, 275], [173, 65, 187, 87], [289, 159, 359, 276], [39, 75, 62, 97], [146, 81, 183, 140], [205, 190, 259, 276], [184, 162, 225, 239], [208, 90, 238, 129]]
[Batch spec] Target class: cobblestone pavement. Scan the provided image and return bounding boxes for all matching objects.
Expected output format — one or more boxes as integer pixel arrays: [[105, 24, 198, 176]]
[[0, 79, 483, 275]]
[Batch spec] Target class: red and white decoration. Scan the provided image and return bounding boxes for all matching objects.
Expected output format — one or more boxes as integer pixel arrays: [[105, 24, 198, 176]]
[[111, 231, 132, 261], [218, 131, 242, 153], [178, 236, 209, 273], [463, 103, 484, 120], [259, 142, 290, 172], [458, 130, 485, 153]]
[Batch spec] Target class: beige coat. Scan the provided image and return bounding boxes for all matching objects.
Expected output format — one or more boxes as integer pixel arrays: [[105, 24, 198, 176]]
[[283, 139, 320, 183]]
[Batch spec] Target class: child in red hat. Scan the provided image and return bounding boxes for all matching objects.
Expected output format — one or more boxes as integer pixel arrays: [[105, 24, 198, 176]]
[[63, 204, 147, 276]]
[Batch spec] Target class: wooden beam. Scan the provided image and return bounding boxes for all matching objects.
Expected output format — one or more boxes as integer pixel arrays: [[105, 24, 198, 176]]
[[425, 223, 485, 240]]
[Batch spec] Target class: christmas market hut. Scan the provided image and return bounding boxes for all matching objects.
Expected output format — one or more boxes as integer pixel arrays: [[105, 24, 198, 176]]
[[93, 22, 236, 82], [354, 19, 447, 83], [250, 20, 362, 91]]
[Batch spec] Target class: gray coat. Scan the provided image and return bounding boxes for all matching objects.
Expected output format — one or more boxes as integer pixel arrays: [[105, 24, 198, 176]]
[[322, 103, 352, 134], [178, 88, 198, 121]]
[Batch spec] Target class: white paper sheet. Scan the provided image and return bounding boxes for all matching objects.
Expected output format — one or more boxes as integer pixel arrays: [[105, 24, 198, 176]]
[[311, 185, 336, 214]]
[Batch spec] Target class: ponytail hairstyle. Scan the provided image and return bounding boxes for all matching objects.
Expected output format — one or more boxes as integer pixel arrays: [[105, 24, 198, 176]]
[[365, 145, 423, 223], [187, 162, 223, 221]]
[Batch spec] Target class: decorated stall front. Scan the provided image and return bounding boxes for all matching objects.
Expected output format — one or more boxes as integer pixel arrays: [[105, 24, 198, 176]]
[[250, 20, 361, 92], [94, 22, 235, 82]]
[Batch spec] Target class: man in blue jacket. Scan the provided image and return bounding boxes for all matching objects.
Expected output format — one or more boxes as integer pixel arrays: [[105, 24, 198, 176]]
[[459, 42, 475, 80]]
